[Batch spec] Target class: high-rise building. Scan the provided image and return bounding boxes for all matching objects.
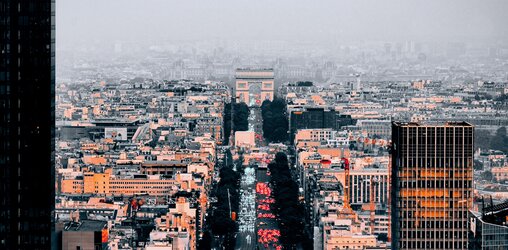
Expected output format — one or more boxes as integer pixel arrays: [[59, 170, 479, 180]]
[[235, 68, 274, 106], [0, 1, 55, 249], [391, 122, 474, 250]]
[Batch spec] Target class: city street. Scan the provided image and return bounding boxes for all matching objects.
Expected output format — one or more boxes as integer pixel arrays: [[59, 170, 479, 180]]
[[234, 103, 281, 249], [234, 104, 272, 249], [249, 107, 266, 147], [235, 166, 256, 250], [256, 167, 281, 250]]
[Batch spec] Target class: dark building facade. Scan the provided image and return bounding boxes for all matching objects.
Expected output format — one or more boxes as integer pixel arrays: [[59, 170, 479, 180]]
[[0, 0, 55, 249], [391, 122, 474, 250], [289, 107, 355, 143], [469, 202, 508, 249]]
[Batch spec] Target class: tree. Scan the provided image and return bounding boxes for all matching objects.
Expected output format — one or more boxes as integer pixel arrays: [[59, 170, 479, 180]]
[[490, 127, 508, 153], [261, 98, 289, 142], [207, 153, 241, 247], [233, 102, 249, 132], [224, 148, 233, 168], [474, 160, 484, 170], [275, 152, 289, 166], [235, 152, 245, 175], [219, 168, 240, 188], [198, 231, 212, 250], [481, 171, 494, 182], [267, 152, 306, 247], [475, 129, 492, 151], [210, 207, 236, 235]]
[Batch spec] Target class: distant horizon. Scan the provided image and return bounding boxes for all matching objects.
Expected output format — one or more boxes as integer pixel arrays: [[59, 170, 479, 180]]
[[57, 0, 508, 51]]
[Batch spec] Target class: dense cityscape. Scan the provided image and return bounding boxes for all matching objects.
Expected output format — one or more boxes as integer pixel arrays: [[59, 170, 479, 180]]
[[2, 1, 508, 250], [52, 41, 508, 249]]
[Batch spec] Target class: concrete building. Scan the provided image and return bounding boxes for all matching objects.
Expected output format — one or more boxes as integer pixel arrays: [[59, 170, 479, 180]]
[[151, 196, 199, 250], [61, 220, 108, 250], [289, 107, 356, 143], [391, 122, 474, 249], [356, 119, 392, 139], [61, 171, 180, 196], [324, 232, 376, 250], [294, 128, 334, 145], [350, 169, 390, 207], [235, 131, 256, 148], [491, 166, 508, 182], [235, 68, 274, 106]]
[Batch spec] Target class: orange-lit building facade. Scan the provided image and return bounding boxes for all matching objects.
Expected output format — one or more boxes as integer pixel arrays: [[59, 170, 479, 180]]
[[61, 171, 179, 196], [391, 122, 474, 250]]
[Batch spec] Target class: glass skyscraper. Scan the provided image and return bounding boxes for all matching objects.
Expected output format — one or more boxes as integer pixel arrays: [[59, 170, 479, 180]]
[[391, 122, 474, 249], [0, 0, 55, 249]]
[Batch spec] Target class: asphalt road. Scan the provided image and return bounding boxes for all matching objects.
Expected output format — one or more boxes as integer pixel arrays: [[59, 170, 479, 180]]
[[249, 107, 266, 147], [237, 105, 280, 249], [235, 107, 267, 250], [235, 167, 256, 250], [256, 167, 281, 250]]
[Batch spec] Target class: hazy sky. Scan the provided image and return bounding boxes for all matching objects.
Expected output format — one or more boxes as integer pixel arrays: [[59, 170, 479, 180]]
[[57, 0, 508, 47]]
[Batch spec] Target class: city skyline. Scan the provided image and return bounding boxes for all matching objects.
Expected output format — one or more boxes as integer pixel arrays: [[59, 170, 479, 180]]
[[2, 1, 508, 250]]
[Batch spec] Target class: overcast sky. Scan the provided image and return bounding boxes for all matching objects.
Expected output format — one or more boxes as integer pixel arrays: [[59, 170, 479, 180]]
[[57, 0, 508, 47]]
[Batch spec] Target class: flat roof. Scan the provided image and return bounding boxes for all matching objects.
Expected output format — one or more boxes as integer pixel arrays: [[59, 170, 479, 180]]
[[64, 220, 106, 232], [142, 160, 187, 167], [236, 68, 273, 71], [392, 121, 473, 127]]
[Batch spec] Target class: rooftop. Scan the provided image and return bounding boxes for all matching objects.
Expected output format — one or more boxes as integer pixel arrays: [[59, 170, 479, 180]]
[[392, 121, 473, 127], [63, 220, 106, 232]]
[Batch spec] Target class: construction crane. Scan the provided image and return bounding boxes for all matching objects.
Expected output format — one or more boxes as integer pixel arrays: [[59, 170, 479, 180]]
[[369, 177, 378, 235], [338, 157, 357, 221]]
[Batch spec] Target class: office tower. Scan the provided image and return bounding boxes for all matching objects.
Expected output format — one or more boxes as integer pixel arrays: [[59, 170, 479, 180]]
[[391, 122, 474, 250], [235, 68, 274, 106], [0, 1, 55, 249]]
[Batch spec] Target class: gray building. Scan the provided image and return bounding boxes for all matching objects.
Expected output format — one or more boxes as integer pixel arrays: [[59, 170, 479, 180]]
[[469, 202, 508, 249]]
